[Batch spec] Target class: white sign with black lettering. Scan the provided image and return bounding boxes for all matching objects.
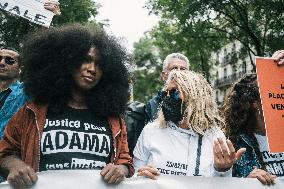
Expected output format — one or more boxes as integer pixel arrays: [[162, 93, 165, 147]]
[[0, 0, 54, 27]]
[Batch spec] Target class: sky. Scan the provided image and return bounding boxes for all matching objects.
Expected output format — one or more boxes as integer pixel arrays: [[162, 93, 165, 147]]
[[95, 0, 159, 52]]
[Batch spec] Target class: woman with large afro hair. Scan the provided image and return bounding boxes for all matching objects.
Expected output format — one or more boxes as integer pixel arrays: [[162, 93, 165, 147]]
[[223, 74, 281, 185], [22, 24, 129, 117], [0, 24, 134, 189]]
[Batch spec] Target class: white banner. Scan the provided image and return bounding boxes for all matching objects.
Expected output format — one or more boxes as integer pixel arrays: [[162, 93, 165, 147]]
[[0, 0, 54, 27], [0, 170, 283, 189]]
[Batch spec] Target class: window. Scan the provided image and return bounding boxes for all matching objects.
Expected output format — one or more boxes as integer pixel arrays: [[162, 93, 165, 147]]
[[232, 65, 237, 79], [224, 67, 227, 78], [216, 52, 219, 61], [242, 61, 247, 73], [224, 49, 229, 63], [216, 90, 219, 102], [232, 43, 236, 52], [232, 65, 237, 74]]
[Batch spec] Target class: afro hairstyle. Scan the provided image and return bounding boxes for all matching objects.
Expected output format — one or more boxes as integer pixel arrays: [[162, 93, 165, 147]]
[[21, 23, 129, 118]]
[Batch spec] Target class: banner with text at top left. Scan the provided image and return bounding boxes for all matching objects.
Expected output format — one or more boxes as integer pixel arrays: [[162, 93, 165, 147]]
[[0, 0, 55, 27]]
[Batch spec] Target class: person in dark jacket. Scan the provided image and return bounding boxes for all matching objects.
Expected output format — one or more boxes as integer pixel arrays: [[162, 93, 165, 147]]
[[125, 101, 145, 156], [125, 53, 190, 154], [145, 53, 190, 124]]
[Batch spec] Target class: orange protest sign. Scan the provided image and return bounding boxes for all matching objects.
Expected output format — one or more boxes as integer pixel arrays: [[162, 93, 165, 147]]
[[256, 57, 284, 153]]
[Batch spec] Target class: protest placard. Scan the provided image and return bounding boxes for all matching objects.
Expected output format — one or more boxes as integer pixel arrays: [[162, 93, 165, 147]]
[[0, 0, 54, 27], [256, 57, 284, 153]]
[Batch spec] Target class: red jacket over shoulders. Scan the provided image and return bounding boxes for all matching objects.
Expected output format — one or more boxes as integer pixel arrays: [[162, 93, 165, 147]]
[[0, 101, 134, 177]]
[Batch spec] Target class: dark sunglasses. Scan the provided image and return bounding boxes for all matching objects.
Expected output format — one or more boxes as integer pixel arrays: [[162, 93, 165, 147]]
[[168, 89, 180, 101], [0, 56, 17, 65]]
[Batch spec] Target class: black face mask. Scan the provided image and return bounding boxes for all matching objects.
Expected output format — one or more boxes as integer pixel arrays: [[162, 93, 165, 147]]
[[161, 96, 184, 123]]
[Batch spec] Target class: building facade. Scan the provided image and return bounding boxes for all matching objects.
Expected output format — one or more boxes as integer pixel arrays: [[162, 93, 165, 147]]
[[210, 41, 255, 105]]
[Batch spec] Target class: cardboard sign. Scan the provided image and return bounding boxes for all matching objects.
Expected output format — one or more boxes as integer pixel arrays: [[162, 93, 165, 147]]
[[256, 57, 284, 153], [0, 0, 54, 27]]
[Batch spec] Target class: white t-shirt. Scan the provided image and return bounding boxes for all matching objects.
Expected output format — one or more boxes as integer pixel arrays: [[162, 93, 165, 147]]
[[254, 134, 284, 176], [133, 121, 231, 177]]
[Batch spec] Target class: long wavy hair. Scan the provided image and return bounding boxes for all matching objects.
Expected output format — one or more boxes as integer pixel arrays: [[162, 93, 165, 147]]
[[21, 24, 129, 118], [158, 70, 224, 135], [223, 74, 260, 142], [223, 74, 265, 169]]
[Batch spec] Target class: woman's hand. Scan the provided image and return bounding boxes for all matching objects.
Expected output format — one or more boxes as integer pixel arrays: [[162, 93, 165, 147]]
[[100, 163, 129, 184], [44, 0, 61, 16], [137, 165, 160, 180], [272, 50, 284, 66], [6, 159, 38, 189], [247, 168, 276, 185], [213, 138, 246, 172]]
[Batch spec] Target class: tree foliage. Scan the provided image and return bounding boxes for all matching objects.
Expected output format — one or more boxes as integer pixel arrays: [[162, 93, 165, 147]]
[[149, 20, 228, 78], [133, 0, 283, 101], [0, 0, 98, 49], [146, 0, 284, 70], [132, 35, 163, 103]]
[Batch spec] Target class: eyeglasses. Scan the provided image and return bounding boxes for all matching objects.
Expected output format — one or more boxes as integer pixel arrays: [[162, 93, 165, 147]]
[[168, 89, 180, 101], [169, 67, 188, 71], [0, 56, 17, 65]]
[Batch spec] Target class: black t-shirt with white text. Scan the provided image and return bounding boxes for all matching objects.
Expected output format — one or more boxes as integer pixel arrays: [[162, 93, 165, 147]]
[[255, 134, 284, 176], [39, 107, 113, 171]]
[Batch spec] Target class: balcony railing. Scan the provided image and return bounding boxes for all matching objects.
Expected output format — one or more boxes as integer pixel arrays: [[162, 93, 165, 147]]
[[215, 71, 246, 87], [221, 53, 238, 66]]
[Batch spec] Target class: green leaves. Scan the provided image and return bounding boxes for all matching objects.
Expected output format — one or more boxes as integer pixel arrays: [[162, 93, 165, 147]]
[[143, 0, 284, 74], [133, 0, 284, 101], [132, 36, 163, 102]]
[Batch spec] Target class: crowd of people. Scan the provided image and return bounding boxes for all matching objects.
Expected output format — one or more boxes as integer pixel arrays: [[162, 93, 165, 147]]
[[0, 3, 284, 189]]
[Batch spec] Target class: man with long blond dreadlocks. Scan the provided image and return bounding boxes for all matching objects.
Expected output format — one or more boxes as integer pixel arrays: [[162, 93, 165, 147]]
[[133, 70, 246, 179]]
